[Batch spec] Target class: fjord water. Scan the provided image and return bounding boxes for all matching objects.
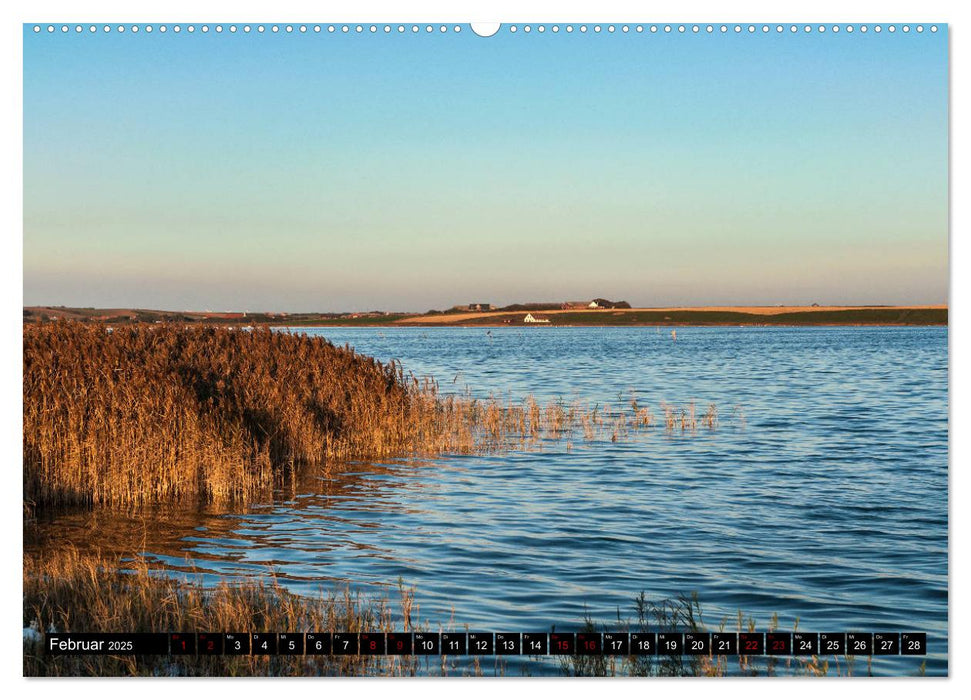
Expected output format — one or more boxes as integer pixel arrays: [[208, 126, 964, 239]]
[[33, 327, 948, 675]]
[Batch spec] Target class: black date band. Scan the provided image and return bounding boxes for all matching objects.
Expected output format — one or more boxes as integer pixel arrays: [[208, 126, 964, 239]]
[[41, 631, 927, 657]]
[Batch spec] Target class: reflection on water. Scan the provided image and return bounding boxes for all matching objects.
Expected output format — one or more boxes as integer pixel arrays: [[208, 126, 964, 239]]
[[27, 327, 948, 676]]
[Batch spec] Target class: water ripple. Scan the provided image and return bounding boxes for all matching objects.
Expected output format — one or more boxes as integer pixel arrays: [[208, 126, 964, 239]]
[[29, 327, 947, 676]]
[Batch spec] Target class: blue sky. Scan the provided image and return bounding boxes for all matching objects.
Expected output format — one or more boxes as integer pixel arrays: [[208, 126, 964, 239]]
[[23, 25, 948, 311]]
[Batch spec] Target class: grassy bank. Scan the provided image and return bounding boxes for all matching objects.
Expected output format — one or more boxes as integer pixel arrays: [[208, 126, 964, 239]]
[[439, 308, 949, 327], [24, 305, 948, 328], [24, 549, 887, 677], [23, 548, 441, 677], [23, 306, 410, 327]]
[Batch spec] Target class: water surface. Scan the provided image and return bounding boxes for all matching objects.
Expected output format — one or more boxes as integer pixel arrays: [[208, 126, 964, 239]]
[[30, 327, 948, 675]]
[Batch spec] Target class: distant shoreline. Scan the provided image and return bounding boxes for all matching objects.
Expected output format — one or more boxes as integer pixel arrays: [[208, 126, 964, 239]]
[[386, 305, 948, 328], [24, 305, 948, 327]]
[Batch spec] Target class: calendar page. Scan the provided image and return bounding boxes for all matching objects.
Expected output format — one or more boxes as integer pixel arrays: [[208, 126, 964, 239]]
[[22, 14, 948, 680]]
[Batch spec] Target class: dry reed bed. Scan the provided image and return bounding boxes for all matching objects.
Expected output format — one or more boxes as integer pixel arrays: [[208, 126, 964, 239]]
[[23, 550, 872, 677], [24, 322, 721, 508], [23, 548, 442, 677]]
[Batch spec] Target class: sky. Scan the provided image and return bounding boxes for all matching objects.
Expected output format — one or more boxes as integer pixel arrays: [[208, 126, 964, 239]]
[[23, 24, 948, 312]]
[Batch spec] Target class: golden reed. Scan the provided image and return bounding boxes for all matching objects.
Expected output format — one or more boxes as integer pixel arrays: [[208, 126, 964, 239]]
[[23, 548, 854, 677], [23, 547, 444, 677], [23, 322, 494, 506], [24, 322, 720, 508]]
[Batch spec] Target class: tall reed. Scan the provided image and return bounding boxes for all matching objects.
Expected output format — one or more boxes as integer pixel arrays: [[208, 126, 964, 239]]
[[24, 550, 894, 677], [23, 548, 480, 677], [24, 322, 724, 508]]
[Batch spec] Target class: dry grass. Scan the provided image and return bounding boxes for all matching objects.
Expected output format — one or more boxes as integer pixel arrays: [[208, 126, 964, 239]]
[[24, 322, 726, 509], [23, 547, 487, 677], [22, 322, 510, 507], [24, 550, 889, 677], [562, 593, 879, 678]]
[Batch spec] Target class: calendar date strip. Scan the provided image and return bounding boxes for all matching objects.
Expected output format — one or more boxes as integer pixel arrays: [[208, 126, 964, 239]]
[[44, 631, 928, 657]]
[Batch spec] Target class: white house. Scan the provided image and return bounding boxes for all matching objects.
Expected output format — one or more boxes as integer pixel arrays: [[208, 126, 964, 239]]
[[523, 313, 550, 324], [588, 301, 600, 309]]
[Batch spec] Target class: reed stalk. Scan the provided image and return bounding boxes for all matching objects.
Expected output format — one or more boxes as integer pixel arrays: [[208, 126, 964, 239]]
[[24, 322, 726, 508]]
